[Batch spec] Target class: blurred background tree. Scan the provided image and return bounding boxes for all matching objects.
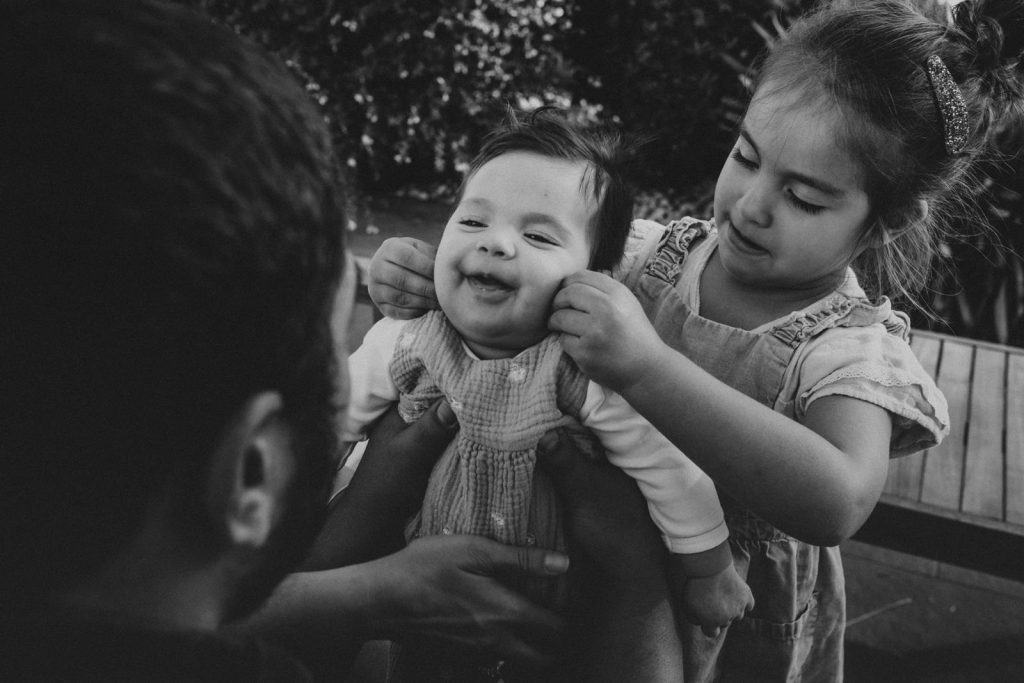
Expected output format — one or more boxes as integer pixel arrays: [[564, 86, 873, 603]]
[[177, 0, 1022, 346]]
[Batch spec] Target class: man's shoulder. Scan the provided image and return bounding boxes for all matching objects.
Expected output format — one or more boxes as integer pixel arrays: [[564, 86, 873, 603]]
[[0, 614, 313, 682]]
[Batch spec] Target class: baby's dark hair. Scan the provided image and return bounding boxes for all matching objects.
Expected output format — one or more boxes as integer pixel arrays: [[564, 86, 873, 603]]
[[754, 0, 1024, 308], [461, 107, 636, 272]]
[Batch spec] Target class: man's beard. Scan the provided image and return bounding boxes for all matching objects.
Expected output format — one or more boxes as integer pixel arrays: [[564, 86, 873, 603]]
[[221, 410, 337, 623]]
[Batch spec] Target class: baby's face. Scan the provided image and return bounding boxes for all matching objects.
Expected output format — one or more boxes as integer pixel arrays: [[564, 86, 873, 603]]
[[435, 151, 594, 359]]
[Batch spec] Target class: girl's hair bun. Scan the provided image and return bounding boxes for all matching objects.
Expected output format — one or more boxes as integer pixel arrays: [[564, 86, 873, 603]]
[[954, 0, 1024, 69], [952, 0, 1024, 135]]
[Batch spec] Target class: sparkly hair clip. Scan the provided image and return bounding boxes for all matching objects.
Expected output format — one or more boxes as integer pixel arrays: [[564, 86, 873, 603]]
[[925, 55, 969, 156]]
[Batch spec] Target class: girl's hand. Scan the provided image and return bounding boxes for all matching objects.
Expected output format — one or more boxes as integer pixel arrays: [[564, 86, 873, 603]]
[[673, 563, 754, 638], [368, 236, 439, 319], [550, 270, 665, 393]]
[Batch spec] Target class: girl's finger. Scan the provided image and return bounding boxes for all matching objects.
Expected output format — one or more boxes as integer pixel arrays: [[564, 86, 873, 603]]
[[548, 308, 590, 336]]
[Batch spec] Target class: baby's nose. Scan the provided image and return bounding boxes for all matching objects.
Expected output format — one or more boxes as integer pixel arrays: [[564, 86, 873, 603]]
[[476, 230, 516, 258]]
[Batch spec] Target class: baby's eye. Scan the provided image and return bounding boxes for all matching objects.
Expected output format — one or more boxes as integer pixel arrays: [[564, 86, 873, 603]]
[[787, 191, 825, 215], [730, 147, 758, 170], [525, 232, 557, 246], [458, 218, 486, 228]]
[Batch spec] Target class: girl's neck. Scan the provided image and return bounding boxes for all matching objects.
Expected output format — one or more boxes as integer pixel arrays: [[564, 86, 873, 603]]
[[700, 251, 846, 330]]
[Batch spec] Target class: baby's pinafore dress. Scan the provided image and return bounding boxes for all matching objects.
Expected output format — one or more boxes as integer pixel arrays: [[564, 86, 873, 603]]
[[387, 311, 588, 683], [619, 217, 948, 682]]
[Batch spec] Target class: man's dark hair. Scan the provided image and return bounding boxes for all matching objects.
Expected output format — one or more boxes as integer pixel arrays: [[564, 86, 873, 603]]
[[462, 107, 636, 272], [0, 0, 345, 599]]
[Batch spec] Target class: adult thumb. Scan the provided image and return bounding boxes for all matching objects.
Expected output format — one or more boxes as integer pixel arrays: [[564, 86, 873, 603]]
[[478, 537, 570, 578], [412, 397, 459, 449], [535, 427, 579, 491]]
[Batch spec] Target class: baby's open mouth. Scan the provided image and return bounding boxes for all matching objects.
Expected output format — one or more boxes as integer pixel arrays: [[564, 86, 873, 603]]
[[467, 274, 513, 292]]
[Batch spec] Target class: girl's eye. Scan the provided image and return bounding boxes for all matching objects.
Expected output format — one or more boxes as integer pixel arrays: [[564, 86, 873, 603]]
[[787, 191, 825, 215], [525, 232, 556, 245], [730, 147, 758, 170]]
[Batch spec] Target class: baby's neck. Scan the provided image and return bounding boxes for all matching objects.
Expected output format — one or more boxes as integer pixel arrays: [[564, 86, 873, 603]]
[[462, 337, 530, 360]]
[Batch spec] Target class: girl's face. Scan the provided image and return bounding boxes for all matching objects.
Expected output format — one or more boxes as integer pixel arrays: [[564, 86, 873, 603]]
[[435, 151, 594, 359], [713, 85, 872, 298]]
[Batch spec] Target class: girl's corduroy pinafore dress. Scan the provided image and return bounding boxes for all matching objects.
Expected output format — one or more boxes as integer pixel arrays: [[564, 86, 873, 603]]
[[622, 217, 909, 682]]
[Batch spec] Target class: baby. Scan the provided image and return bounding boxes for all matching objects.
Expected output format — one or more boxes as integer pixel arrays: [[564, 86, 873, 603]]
[[342, 109, 752, 653]]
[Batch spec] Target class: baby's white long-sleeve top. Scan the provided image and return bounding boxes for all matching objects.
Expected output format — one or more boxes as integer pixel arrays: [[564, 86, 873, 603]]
[[342, 316, 728, 554]]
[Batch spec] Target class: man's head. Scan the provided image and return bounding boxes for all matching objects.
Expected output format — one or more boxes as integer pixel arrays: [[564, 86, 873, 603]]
[[435, 108, 634, 359], [1, 0, 349, 619]]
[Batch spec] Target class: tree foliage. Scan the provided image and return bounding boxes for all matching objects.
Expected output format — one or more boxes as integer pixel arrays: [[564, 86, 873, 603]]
[[179, 0, 1023, 345], [181, 0, 583, 198]]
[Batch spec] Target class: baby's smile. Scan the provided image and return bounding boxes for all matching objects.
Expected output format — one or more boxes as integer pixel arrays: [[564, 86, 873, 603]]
[[465, 270, 515, 295]]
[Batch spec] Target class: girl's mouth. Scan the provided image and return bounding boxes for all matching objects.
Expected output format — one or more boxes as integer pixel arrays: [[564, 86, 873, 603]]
[[728, 223, 768, 255]]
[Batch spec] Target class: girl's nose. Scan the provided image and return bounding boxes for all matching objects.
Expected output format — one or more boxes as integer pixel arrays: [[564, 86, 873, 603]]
[[476, 228, 516, 259], [735, 180, 772, 228]]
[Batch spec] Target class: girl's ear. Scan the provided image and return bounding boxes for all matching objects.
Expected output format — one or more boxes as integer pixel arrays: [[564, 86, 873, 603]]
[[881, 199, 929, 245], [868, 199, 928, 249]]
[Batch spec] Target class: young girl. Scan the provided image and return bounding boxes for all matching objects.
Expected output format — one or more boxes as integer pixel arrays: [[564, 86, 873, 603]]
[[345, 108, 751, 681], [369, 1, 1024, 677]]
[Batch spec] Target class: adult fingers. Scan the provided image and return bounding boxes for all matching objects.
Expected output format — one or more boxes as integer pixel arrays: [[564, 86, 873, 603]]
[[365, 398, 458, 476], [535, 425, 621, 509], [303, 401, 458, 568], [464, 536, 570, 579]]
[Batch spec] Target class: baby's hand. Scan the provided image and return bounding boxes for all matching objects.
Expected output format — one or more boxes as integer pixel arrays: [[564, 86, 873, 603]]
[[672, 563, 754, 637]]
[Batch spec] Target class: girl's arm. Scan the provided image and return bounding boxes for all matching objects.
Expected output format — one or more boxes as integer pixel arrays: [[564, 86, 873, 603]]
[[551, 270, 891, 546], [367, 236, 439, 318]]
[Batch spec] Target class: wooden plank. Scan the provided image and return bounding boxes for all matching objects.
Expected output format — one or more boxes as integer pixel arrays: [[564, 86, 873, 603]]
[[883, 334, 941, 499], [1006, 354, 1024, 525], [855, 500, 1024, 583], [911, 327, 1024, 355], [920, 340, 972, 510], [909, 331, 942, 376], [960, 347, 1006, 519]]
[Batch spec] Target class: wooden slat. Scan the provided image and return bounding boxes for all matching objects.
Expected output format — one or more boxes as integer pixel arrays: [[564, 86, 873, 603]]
[[1006, 354, 1024, 525], [960, 347, 1006, 519], [883, 334, 941, 499], [860, 328, 1024, 581], [920, 340, 972, 510], [909, 331, 942, 376]]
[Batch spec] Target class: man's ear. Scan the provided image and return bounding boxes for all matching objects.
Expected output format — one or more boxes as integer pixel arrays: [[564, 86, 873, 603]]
[[207, 391, 292, 550]]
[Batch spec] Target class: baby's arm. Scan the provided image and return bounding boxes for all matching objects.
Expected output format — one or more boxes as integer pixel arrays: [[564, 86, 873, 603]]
[[581, 384, 752, 633], [368, 236, 439, 319], [553, 271, 893, 545]]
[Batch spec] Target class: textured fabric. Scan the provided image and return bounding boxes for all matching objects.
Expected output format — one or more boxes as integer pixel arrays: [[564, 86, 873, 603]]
[[620, 217, 949, 682], [623, 220, 949, 455], [343, 314, 729, 554], [390, 311, 588, 549]]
